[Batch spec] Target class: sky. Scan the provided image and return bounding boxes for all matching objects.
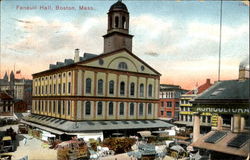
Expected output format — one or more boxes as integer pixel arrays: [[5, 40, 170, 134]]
[[0, 0, 249, 90]]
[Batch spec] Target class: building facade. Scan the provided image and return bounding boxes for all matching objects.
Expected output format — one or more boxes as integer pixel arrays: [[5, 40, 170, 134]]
[[158, 84, 187, 120], [22, 1, 172, 140], [191, 68, 250, 159], [0, 91, 14, 117], [0, 71, 32, 108], [175, 79, 213, 130]]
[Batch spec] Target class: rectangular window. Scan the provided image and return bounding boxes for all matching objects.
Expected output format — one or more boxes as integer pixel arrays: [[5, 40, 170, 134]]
[[167, 102, 172, 107], [58, 84, 61, 94], [45, 85, 47, 94], [54, 84, 56, 94], [68, 82, 71, 94], [207, 116, 211, 123], [119, 103, 124, 115], [167, 111, 172, 117], [62, 101, 65, 115], [161, 102, 164, 107], [49, 85, 52, 94], [63, 83, 66, 94], [58, 101, 61, 114], [175, 102, 179, 108], [139, 103, 143, 116], [68, 101, 71, 116], [53, 101, 56, 113], [161, 111, 164, 116]]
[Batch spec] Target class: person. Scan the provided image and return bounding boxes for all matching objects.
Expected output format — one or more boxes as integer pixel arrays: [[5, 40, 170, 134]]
[[23, 137, 27, 145]]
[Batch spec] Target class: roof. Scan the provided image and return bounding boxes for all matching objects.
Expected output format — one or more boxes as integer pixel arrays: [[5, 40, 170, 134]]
[[33, 48, 161, 77], [160, 84, 181, 91], [109, 0, 128, 12], [191, 130, 250, 157], [22, 114, 173, 133], [0, 92, 13, 100], [193, 79, 250, 104]]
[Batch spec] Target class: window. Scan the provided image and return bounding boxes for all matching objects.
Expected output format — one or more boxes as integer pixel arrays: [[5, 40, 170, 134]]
[[62, 101, 65, 115], [161, 102, 164, 107], [167, 102, 172, 107], [122, 16, 126, 29], [68, 82, 71, 94], [148, 84, 153, 97], [119, 102, 124, 115], [38, 100, 41, 111], [175, 102, 179, 108], [202, 116, 206, 123], [53, 101, 56, 113], [49, 85, 52, 94], [118, 62, 128, 70], [58, 101, 61, 114], [49, 101, 51, 113], [58, 84, 61, 94], [45, 101, 47, 112], [54, 84, 56, 94], [97, 102, 102, 115], [115, 16, 119, 28], [109, 80, 114, 94], [85, 101, 91, 115], [45, 85, 47, 94], [130, 83, 135, 96], [41, 101, 44, 111], [140, 84, 144, 97], [68, 72, 71, 77], [63, 83, 66, 94], [189, 115, 192, 122], [130, 103, 134, 116], [109, 102, 113, 115], [68, 101, 71, 116], [98, 79, 103, 95], [161, 111, 164, 116], [148, 103, 152, 115], [207, 116, 211, 123], [167, 111, 172, 117], [86, 78, 91, 94], [120, 82, 125, 95], [139, 103, 143, 116]]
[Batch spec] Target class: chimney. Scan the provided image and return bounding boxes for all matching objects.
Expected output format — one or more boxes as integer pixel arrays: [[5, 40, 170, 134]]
[[74, 48, 80, 63], [206, 79, 211, 84]]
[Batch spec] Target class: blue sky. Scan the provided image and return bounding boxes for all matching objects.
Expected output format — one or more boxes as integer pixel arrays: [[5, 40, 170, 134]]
[[1, 0, 249, 89]]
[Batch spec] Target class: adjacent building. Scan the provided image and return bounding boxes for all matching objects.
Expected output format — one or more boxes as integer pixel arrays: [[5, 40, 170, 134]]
[[175, 79, 213, 131], [158, 84, 187, 120], [22, 1, 172, 141], [191, 67, 250, 159], [0, 71, 32, 109], [0, 91, 14, 118]]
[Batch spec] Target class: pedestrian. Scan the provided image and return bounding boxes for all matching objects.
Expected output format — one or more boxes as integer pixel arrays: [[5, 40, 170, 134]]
[[23, 137, 27, 145]]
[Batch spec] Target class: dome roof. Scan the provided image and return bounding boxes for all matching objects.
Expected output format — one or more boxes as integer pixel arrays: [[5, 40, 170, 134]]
[[109, 0, 128, 12]]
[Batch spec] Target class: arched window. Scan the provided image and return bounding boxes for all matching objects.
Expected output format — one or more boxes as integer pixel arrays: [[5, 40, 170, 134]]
[[115, 16, 119, 28], [122, 16, 126, 29], [119, 102, 124, 115], [97, 102, 102, 115], [120, 82, 125, 95], [130, 83, 135, 96], [109, 80, 114, 94], [140, 84, 144, 97], [109, 15, 112, 29], [98, 79, 103, 95], [86, 78, 91, 94], [148, 103, 152, 115], [118, 62, 128, 70], [130, 103, 134, 116], [148, 84, 153, 97], [109, 102, 113, 115], [139, 103, 143, 116], [85, 101, 91, 115]]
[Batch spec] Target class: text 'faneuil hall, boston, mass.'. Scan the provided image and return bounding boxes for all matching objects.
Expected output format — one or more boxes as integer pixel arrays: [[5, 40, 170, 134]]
[[16, 5, 94, 10]]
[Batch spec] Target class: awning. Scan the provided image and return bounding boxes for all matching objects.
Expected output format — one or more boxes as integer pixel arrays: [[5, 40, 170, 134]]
[[20, 119, 64, 135], [22, 114, 174, 133]]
